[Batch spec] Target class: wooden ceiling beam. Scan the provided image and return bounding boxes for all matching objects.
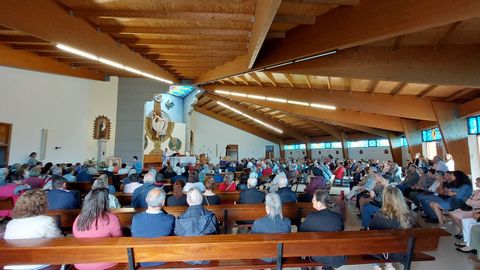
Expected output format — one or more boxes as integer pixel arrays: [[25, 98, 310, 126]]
[[417, 85, 438, 100], [254, 0, 480, 69], [304, 75, 312, 89], [390, 82, 408, 96], [133, 48, 246, 56], [247, 0, 281, 69], [73, 10, 253, 23], [264, 72, 278, 87], [0, 43, 104, 81], [284, 74, 295, 88], [445, 88, 476, 102], [205, 93, 307, 142], [194, 106, 281, 145], [221, 93, 405, 132], [300, 118, 342, 140], [392, 35, 403, 52], [367, 80, 379, 94], [459, 97, 480, 118], [273, 45, 480, 88], [225, 78, 238, 85], [0, 0, 176, 83], [435, 21, 463, 50], [248, 72, 264, 87], [204, 84, 437, 121], [119, 38, 246, 48], [237, 75, 250, 86]]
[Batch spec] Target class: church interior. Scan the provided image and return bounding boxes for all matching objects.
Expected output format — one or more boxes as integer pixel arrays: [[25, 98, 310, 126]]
[[0, 0, 480, 269]]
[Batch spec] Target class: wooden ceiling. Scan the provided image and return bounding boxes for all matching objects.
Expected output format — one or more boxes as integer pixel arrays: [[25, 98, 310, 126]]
[[1, 0, 480, 145]]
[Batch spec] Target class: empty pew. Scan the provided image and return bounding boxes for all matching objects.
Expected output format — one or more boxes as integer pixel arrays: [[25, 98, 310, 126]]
[[0, 228, 449, 270]]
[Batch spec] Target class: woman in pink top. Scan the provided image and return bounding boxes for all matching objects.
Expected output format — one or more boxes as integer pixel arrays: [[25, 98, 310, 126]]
[[73, 188, 122, 270], [218, 172, 237, 192]]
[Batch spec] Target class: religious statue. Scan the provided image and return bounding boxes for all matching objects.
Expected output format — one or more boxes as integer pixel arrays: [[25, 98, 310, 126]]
[[144, 93, 175, 155], [151, 111, 168, 138]]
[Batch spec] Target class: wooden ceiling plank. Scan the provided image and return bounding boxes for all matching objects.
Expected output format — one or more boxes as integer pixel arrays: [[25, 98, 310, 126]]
[[282, 0, 360, 6], [225, 78, 238, 85], [119, 38, 246, 48], [392, 35, 403, 51], [0, 0, 176, 83], [195, 106, 281, 144], [99, 26, 250, 37], [74, 10, 253, 23], [326, 77, 332, 92], [0, 43, 103, 81], [300, 118, 342, 140], [255, 0, 480, 69], [204, 84, 437, 121], [417, 85, 438, 100]]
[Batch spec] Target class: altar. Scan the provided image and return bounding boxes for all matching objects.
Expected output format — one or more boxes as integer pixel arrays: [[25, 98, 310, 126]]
[[168, 156, 196, 166]]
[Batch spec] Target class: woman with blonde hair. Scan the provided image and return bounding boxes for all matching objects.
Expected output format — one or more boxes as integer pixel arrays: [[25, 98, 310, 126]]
[[369, 186, 414, 270]]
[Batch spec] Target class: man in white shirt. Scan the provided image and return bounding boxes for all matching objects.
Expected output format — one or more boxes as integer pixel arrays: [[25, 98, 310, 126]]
[[433, 156, 449, 172]]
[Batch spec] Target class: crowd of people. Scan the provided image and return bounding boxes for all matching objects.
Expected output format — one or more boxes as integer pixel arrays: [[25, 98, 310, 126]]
[[0, 151, 478, 270]]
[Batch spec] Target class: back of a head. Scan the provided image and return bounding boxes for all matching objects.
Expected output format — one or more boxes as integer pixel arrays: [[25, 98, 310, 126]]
[[265, 193, 283, 219], [143, 172, 155, 184], [186, 188, 203, 206], [13, 189, 47, 219], [76, 188, 110, 231], [146, 188, 166, 208], [224, 172, 234, 183], [381, 186, 412, 229], [313, 189, 331, 206], [29, 167, 41, 177], [92, 178, 107, 189], [52, 167, 63, 176], [121, 163, 127, 168], [453, 170, 471, 187], [52, 177, 67, 189], [247, 177, 257, 188]]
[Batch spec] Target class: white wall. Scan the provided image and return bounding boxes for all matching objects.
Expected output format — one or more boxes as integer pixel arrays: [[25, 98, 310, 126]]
[[0, 66, 118, 164], [190, 111, 280, 163]]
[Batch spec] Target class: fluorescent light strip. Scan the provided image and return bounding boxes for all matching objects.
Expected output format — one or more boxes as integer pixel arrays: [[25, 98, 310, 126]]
[[264, 61, 294, 70], [248, 94, 266, 100], [294, 50, 337, 63], [311, 103, 336, 110], [267, 97, 287, 103], [288, 100, 309, 106], [216, 101, 283, 134], [214, 90, 230, 95], [230, 92, 247, 97], [56, 43, 173, 84]]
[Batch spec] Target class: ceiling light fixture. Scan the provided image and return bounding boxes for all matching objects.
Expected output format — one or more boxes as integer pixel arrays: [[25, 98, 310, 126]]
[[294, 50, 337, 63], [266, 97, 287, 103], [216, 101, 283, 134], [56, 43, 173, 84], [288, 100, 309, 106], [230, 92, 248, 97], [264, 61, 294, 70], [311, 103, 336, 110], [248, 94, 266, 100], [214, 90, 230, 95]]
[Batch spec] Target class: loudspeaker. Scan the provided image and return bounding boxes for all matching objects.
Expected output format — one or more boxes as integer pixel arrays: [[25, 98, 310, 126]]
[[40, 129, 48, 160]]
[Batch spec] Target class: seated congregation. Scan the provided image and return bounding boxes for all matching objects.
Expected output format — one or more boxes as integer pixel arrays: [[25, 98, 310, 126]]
[[0, 153, 470, 269]]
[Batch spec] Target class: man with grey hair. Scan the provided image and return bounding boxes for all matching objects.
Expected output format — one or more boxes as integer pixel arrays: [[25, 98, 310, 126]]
[[132, 188, 175, 267], [252, 193, 291, 233], [175, 188, 218, 265], [132, 172, 164, 208], [276, 176, 297, 203], [239, 177, 265, 204]]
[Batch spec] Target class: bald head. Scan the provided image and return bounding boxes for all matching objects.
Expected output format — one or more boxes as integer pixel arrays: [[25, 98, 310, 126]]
[[146, 188, 166, 209]]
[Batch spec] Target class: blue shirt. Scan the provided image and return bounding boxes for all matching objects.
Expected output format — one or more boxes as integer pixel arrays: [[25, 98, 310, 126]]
[[132, 211, 175, 237], [132, 184, 163, 208], [252, 215, 291, 234], [47, 189, 80, 210], [134, 161, 143, 172], [452, 184, 473, 201]]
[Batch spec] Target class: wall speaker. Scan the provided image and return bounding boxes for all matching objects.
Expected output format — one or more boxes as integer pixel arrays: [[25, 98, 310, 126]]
[[40, 129, 48, 160]]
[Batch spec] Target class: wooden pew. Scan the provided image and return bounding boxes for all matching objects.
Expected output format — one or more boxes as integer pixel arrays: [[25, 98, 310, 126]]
[[0, 228, 449, 270], [66, 182, 92, 195], [0, 196, 14, 210], [46, 202, 323, 235]]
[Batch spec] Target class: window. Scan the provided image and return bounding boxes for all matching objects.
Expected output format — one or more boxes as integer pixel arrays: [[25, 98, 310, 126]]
[[377, 139, 390, 147], [368, 140, 377, 147], [331, 142, 342, 148], [310, 143, 325, 149], [325, 142, 332, 149], [422, 127, 442, 142], [284, 144, 306, 150], [468, 116, 480, 135], [348, 140, 369, 148], [400, 137, 408, 146]]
